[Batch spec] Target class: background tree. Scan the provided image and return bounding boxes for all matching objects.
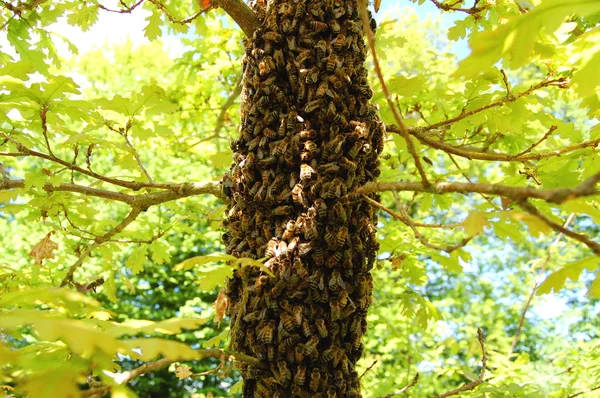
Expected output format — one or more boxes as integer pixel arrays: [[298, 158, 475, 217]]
[[1, 0, 600, 397]]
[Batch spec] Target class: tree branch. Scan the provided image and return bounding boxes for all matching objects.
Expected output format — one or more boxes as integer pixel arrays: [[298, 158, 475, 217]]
[[0, 178, 224, 206], [81, 349, 264, 397], [435, 328, 487, 398], [429, 0, 488, 15], [358, 0, 430, 187], [365, 195, 471, 253], [213, 0, 259, 37], [356, 171, 600, 204], [379, 373, 419, 398], [517, 199, 600, 257]]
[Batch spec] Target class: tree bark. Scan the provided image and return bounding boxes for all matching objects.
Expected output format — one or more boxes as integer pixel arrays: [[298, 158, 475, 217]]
[[222, 1, 383, 396]]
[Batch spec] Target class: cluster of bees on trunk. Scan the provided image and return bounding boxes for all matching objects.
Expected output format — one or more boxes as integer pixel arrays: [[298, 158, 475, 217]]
[[222, 0, 383, 396]]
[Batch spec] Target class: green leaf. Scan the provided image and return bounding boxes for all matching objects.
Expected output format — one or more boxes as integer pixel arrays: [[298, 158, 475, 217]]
[[197, 265, 233, 291], [462, 211, 488, 235], [126, 246, 148, 275], [537, 256, 600, 295], [203, 328, 229, 348], [456, 0, 600, 78], [144, 9, 163, 40], [123, 338, 198, 361]]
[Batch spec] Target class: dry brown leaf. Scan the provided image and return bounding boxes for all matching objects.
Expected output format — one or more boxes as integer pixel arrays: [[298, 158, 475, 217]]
[[212, 288, 228, 328], [374, 0, 381, 12], [29, 232, 58, 265], [175, 364, 192, 380]]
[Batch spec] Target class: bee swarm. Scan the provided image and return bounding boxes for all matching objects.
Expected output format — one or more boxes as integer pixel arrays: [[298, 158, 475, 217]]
[[222, 0, 383, 396]]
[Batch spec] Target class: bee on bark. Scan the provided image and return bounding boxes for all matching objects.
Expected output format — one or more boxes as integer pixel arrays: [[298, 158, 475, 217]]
[[258, 57, 276, 77], [294, 364, 307, 386], [309, 369, 321, 392]]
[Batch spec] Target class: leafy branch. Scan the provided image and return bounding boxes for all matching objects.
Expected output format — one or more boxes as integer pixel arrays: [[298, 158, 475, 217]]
[[364, 195, 472, 253], [429, 0, 488, 15], [81, 349, 264, 397], [517, 199, 600, 257], [435, 328, 487, 398]]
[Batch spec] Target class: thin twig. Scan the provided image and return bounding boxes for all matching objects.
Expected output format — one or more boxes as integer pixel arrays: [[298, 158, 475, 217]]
[[82, 349, 264, 397], [509, 213, 575, 356], [59, 207, 143, 287], [398, 127, 600, 163], [566, 384, 600, 398], [379, 373, 420, 398], [365, 195, 473, 253], [416, 77, 568, 133], [360, 360, 378, 379], [435, 328, 487, 398], [514, 125, 557, 158], [358, 0, 430, 187], [517, 199, 600, 257], [0, 178, 224, 206]]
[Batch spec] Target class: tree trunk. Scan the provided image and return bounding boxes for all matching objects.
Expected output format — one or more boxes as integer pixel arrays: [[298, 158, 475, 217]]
[[223, 0, 383, 396]]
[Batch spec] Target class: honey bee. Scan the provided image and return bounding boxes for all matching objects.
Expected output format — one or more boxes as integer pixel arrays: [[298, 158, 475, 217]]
[[295, 343, 305, 363], [300, 163, 316, 181], [276, 360, 291, 384], [321, 348, 334, 363], [316, 40, 327, 60], [336, 226, 348, 247], [324, 226, 337, 247], [329, 270, 346, 290], [298, 241, 315, 257], [309, 368, 321, 392], [271, 279, 287, 297], [309, 20, 328, 32], [304, 335, 319, 355], [326, 53, 338, 73], [287, 35, 297, 51], [315, 318, 328, 338], [312, 245, 325, 265], [304, 99, 324, 113], [294, 364, 307, 386], [263, 31, 283, 43], [273, 205, 293, 216], [280, 312, 296, 332], [326, 251, 342, 267], [301, 318, 312, 337], [327, 386, 337, 398], [257, 320, 275, 344]]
